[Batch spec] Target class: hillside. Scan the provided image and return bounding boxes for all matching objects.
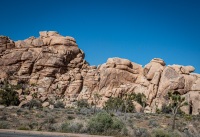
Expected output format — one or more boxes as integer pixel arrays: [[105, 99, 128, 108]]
[[0, 31, 200, 115]]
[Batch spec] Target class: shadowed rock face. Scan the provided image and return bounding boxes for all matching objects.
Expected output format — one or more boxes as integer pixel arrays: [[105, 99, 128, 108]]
[[0, 31, 199, 115]]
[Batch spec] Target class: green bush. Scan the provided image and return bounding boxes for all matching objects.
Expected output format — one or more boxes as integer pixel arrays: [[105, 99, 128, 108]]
[[77, 99, 89, 108], [121, 99, 135, 113], [0, 82, 20, 106], [88, 112, 125, 135], [104, 97, 123, 112], [112, 117, 124, 130], [88, 112, 112, 134], [104, 96, 135, 113], [148, 119, 159, 127], [26, 99, 42, 109], [67, 115, 75, 120], [161, 104, 185, 115], [18, 126, 29, 130], [0, 121, 9, 129], [134, 128, 150, 137], [132, 93, 147, 107], [151, 129, 180, 137], [183, 114, 192, 121], [54, 101, 65, 108], [61, 120, 84, 133]]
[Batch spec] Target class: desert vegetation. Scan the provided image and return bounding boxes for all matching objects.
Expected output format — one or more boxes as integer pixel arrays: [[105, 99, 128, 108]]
[[0, 82, 200, 137]]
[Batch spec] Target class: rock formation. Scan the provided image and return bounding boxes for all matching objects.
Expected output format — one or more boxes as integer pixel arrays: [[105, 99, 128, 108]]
[[0, 31, 199, 115]]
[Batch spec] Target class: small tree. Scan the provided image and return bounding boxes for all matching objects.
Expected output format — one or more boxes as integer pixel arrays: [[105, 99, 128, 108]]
[[103, 97, 123, 113], [93, 93, 102, 113], [0, 81, 20, 106], [121, 93, 136, 120], [168, 91, 188, 130], [130, 93, 147, 112]]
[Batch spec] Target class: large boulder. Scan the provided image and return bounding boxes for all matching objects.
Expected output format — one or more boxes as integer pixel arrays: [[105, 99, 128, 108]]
[[181, 91, 200, 115], [143, 58, 165, 80]]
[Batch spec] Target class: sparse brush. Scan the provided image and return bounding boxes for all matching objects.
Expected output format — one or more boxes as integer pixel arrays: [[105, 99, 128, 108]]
[[61, 118, 85, 133], [151, 129, 181, 137], [54, 101, 65, 108], [0, 121, 9, 129], [18, 126, 29, 130]]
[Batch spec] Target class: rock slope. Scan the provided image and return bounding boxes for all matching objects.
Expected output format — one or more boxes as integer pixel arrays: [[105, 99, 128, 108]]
[[0, 31, 199, 115]]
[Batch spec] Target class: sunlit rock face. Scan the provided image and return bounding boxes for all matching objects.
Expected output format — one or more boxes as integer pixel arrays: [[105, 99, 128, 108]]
[[0, 31, 199, 115]]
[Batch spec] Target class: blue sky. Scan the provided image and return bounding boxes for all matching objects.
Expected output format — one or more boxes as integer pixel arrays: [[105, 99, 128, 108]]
[[0, 0, 200, 73]]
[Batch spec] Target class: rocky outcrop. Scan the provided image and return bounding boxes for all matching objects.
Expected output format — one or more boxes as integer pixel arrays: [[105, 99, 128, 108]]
[[0, 31, 200, 115]]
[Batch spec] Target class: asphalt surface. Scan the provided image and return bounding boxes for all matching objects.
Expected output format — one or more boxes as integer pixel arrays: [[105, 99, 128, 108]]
[[0, 129, 112, 137], [0, 132, 72, 137]]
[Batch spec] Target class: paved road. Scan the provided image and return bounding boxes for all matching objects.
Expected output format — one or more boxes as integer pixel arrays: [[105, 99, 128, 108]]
[[0, 129, 112, 137], [0, 131, 73, 137], [0, 132, 70, 137]]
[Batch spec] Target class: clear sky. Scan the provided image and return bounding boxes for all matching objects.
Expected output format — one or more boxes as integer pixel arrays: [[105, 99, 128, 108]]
[[0, 0, 200, 73]]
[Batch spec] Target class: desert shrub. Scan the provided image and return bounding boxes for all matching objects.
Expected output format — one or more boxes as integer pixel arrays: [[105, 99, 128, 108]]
[[26, 99, 42, 109], [61, 119, 84, 133], [112, 117, 124, 130], [135, 113, 142, 119], [45, 116, 56, 124], [165, 115, 171, 119], [77, 99, 89, 108], [28, 122, 38, 130], [183, 114, 192, 121], [0, 121, 9, 129], [54, 101, 65, 108], [79, 107, 93, 115], [18, 126, 29, 130], [121, 99, 136, 113], [88, 112, 113, 134], [0, 82, 20, 106], [104, 96, 135, 113], [104, 97, 123, 112], [67, 115, 75, 120], [161, 104, 185, 115], [88, 112, 125, 135], [47, 125, 56, 132], [31, 93, 38, 99], [148, 119, 159, 127], [132, 93, 147, 107], [151, 129, 180, 137], [67, 111, 74, 114], [134, 128, 150, 137], [161, 104, 172, 114], [35, 113, 45, 118]]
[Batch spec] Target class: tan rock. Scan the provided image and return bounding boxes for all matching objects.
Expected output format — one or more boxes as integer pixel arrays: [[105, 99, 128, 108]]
[[191, 78, 200, 91], [133, 101, 143, 112], [151, 71, 161, 85], [42, 102, 50, 107], [39, 31, 48, 38], [18, 62, 33, 75], [107, 57, 131, 67], [47, 31, 59, 36], [181, 91, 200, 115], [135, 75, 150, 87], [143, 59, 165, 80], [26, 95, 33, 101], [150, 58, 166, 66], [171, 65, 195, 74], [32, 38, 44, 47]]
